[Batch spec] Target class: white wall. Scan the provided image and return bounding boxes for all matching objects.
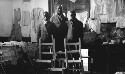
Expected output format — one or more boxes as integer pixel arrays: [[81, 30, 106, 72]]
[[13, 0, 48, 21], [32, 0, 48, 11], [13, 0, 48, 37], [0, 0, 13, 37], [0, 0, 48, 37]]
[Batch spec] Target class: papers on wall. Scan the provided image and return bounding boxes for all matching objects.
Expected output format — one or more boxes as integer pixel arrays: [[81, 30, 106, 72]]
[[88, 18, 100, 34], [70, 0, 76, 3], [22, 11, 30, 26], [30, 20, 37, 42], [116, 16, 125, 28], [14, 8, 21, 22], [21, 26, 30, 37], [76, 11, 88, 27], [23, 0, 31, 2], [30, 8, 44, 41], [12, 8, 22, 41], [90, 0, 96, 18]]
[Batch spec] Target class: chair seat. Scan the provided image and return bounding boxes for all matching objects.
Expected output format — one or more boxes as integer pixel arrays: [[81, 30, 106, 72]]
[[56, 58, 67, 60], [49, 68, 66, 71], [66, 43, 79, 45], [69, 69, 82, 70], [41, 52, 53, 54], [36, 59, 51, 63], [40, 43, 53, 45], [68, 60, 81, 63], [56, 52, 65, 54], [67, 50, 79, 53]]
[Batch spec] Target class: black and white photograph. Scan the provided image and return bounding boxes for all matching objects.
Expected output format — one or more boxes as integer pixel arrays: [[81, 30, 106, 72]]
[[0, 0, 125, 74]]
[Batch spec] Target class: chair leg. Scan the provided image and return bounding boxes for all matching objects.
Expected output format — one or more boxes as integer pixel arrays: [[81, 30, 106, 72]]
[[0, 64, 6, 74]]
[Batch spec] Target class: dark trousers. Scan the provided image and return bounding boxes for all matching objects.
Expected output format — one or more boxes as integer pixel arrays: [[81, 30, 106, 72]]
[[55, 38, 65, 52]]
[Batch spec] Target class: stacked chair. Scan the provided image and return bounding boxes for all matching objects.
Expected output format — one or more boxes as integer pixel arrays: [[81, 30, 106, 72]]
[[66, 38, 84, 74], [36, 36, 84, 74], [36, 35, 55, 74]]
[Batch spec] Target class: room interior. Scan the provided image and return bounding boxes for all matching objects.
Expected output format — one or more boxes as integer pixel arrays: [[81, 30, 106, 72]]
[[0, 0, 125, 74]]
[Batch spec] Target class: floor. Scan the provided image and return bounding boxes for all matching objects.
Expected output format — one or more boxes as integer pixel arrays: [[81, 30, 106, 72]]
[[0, 64, 119, 74]]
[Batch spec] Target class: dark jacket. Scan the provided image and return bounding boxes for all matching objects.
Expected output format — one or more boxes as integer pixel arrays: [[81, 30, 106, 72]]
[[50, 14, 68, 39], [66, 18, 83, 42], [50, 14, 68, 52]]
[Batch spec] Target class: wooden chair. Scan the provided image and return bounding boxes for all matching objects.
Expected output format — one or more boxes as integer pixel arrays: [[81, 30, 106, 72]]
[[37, 35, 55, 63], [65, 38, 84, 74], [48, 38, 68, 74]]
